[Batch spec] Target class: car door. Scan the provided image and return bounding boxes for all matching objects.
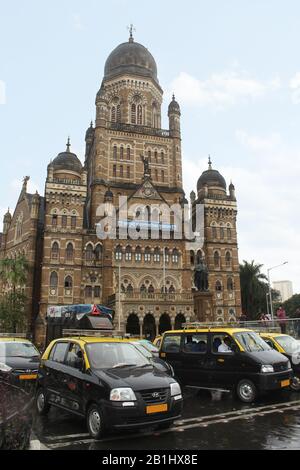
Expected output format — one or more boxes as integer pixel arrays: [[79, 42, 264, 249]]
[[208, 333, 242, 389], [181, 333, 210, 387], [160, 334, 184, 382], [59, 342, 86, 415], [43, 341, 69, 407]]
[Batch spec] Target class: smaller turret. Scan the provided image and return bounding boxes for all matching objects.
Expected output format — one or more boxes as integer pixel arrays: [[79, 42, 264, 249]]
[[31, 191, 40, 219], [168, 94, 181, 137], [229, 182, 236, 200], [3, 209, 12, 234]]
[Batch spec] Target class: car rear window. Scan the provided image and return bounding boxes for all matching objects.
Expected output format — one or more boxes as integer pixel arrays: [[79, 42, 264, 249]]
[[161, 335, 181, 353], [0, 341, 39, 358]]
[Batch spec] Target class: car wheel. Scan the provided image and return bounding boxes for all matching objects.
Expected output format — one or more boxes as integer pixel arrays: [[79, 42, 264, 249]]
[[36, 388, 51, 416], [86, 404, 106, 439], [290, 376, 300, 392], [236, 379, 257, 403]]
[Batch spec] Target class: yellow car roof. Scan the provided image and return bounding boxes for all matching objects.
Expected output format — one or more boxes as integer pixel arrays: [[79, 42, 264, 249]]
[[164, 328, 253, 334], [60, 337, 131, 345], [260, 332, 287, 339], [0, 337, 32, 343]]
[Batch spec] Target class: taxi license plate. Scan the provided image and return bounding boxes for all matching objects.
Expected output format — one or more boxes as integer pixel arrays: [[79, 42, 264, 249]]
[[146, 404, 168, 414], [19, 374, 37, 380], [281, 379, 290, 388]]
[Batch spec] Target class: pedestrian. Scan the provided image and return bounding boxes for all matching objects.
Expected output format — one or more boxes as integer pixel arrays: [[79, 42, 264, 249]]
[[276, 306, 287, 334]]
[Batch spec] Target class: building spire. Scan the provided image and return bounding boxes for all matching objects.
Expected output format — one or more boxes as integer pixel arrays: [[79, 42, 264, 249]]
[[128, 24, 135, 43], [208, 155, 212, 170], [66, 136, 71, 152]]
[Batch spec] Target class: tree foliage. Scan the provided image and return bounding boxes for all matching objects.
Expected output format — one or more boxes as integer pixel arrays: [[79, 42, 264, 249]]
[[0, 255, 29, 332], [281, 294, 300, 318]]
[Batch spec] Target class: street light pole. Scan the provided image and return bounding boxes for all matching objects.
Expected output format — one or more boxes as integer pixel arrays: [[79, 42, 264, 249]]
[[267, 262, 288, 321]]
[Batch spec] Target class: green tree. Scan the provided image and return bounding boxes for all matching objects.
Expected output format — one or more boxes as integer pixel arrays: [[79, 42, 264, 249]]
[[239, 260, 270, 320], [281, 294, 300, 318], [0, 255, 29, 332]]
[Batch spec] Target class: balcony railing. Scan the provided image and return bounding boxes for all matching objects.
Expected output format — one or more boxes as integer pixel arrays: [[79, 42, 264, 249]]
[[107, 122, 170, 138], [122, 291, 193, 302]]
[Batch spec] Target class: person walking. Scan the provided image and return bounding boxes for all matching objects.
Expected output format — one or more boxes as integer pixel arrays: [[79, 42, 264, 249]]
[[277, 306, 287, 334]]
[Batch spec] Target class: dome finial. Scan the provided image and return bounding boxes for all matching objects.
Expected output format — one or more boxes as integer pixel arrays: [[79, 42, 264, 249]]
[[128, 24, 135, 43], [66, 136, 71, 152], [172, 93, 175, 101], [208, 155, 212, 170]]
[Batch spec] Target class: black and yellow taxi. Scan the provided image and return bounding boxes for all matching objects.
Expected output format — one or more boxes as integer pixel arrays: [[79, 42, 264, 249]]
[[159, 326, 293, 403], [36, 336, 183, 438], [259, 332, 300, 391], [0, 336, 40, 390]]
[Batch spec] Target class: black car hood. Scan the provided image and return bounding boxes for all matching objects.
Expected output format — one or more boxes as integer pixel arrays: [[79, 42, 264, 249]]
[[0, 355, 40, 371], [242, 349, 289, 365], [93, 366, 173, 391]]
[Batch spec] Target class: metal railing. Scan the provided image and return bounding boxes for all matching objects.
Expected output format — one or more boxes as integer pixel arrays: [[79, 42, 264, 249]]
[[107, 121, 170, 138]]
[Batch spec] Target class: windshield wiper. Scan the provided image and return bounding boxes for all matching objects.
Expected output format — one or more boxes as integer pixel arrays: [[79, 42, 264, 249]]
[[111, 363, 137, 369]]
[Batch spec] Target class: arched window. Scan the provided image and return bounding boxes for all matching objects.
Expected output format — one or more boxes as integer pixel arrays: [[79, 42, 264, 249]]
[[215, 281, 222, 291], [116, 105, 121, 122], [51, 242, 59, 260], [227, 277, 234, 291], [148, 149, 151, 161], [85, 244, 94, 262], [190, 251, 195, 265], [148, 284, 155, 294], [161, 170, 165, 182], [155, 169, 158, 180], [225, 251, 232, 268], [94, 244, 102, 261], [120, 146, 124, 160], [135, 246, 142, 262], [214, 251, 220, 268], [113, 165, 117, 177], [127, 147, 131, 160], [137, 105, 143, 125], [120, 165, 124, 177], [115, 245, 122, 261], [172, 249, 179, 264], [64, 276, 73, 289], [85, 285, 93, 298], [127, 166, 130, 179], [50, 272, 58, 288], [111, 106, 116, 122], [94, 286, 101, 298], [164, 248, 170, 263], [131, 104, 136, 124], [154, 150, 158, 163], [212, 225, 217, 239], [66, 243, 74, 261], [144, 247, 151, 262], [227, 227, 232, 239], [113, 145, 117, 160], [220, 226, 225, 239], [126, 284, 133, 294], [140, 284, 147, 294], [125, 246, 132, 261], [169, 285, 175, 294], [161, 151, 165, 164], [154, 248, 161, 263]]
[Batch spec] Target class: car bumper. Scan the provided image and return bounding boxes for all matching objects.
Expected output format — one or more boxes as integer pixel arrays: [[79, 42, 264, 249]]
[[258, 369, 294, 391], [102, 397, 183, 430]]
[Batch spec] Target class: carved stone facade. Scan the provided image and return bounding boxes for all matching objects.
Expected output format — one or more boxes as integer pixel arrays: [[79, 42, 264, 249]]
[[0, 34, 241, 343]]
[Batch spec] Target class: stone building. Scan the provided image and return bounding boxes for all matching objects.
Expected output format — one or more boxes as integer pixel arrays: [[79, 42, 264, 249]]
[[0, 32, 241, 343]]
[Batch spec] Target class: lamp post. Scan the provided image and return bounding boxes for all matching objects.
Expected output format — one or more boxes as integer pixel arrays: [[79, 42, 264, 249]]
[[267, 262, 288, 320]]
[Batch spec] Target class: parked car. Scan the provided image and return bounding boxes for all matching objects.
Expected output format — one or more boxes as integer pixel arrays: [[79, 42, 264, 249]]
[[159, 326, 293, 403], [260, 332, 300, 391], [129, 340, 174, 377], [0, 336, 40, 392], [36, 336, 183, 438]]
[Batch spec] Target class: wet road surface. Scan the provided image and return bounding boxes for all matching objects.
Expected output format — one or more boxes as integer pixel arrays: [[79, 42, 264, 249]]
[[33, 388, 300, 450]]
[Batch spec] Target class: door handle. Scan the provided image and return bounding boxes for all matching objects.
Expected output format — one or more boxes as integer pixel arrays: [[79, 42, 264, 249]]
[[217, 359, 225, 363]]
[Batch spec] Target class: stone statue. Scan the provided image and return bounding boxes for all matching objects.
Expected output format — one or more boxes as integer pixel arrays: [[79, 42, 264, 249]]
[[141, 155, 151, 178], [194, 259, 209, 292]]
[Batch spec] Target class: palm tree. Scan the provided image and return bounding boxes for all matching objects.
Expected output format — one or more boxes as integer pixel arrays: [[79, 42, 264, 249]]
[[239, 260, 268, 320]]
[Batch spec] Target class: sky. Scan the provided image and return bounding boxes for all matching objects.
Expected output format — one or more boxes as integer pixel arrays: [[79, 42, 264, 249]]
[[0, 0, 299, 292]]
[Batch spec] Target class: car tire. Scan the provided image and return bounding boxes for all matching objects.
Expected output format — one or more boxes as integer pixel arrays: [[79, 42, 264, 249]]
[[86, 404, 106, 439], [236, 379, 257, 403], [290, 376, 300, 392], [36, 388, 51, 416]]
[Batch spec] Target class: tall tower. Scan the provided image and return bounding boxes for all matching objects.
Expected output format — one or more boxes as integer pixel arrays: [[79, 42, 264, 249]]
[[192, 158, 241, 321]]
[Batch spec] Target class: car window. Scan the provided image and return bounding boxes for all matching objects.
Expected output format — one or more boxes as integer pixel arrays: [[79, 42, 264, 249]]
[[0, 341, 39, 358], [161, 335, 181, 353], [65, 343, 82, 368], [275, 335, 300, 354], [183, 334, 208, 353], [234, 331, 271, 352], [86, 342, 150, 369], [50, 342, 69, 363], [212, 334, 236, 354]]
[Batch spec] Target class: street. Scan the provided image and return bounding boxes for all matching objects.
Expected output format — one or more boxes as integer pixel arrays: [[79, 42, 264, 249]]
[[31, 387, 300, 450]]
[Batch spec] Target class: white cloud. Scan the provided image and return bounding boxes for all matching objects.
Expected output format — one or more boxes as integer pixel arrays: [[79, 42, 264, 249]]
[[0, 80, 6, 104], [72, 14, 84, 31], [235, 129, 282, 152], [290, 72, 300, 104], [169, 71, 280, 109]]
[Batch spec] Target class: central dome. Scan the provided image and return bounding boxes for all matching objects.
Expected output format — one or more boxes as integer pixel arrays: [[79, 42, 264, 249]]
[[104, 39, 159, 84]]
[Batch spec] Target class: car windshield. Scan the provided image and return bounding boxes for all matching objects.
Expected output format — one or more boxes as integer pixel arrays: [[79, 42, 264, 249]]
[[233, 331, 271, 352], [85, 342, 150, 370], [0, 341, 40, 358], [132, 343, 153, 359], [275, 335, 300, 354], [139, 340, 159, 353]]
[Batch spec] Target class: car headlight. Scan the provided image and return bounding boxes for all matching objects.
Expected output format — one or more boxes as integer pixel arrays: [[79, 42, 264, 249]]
[[170, 382, 182, 397], [0, 362, 12, 373], [110, 388, 137, 402], [261, 365, 274, 373]]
